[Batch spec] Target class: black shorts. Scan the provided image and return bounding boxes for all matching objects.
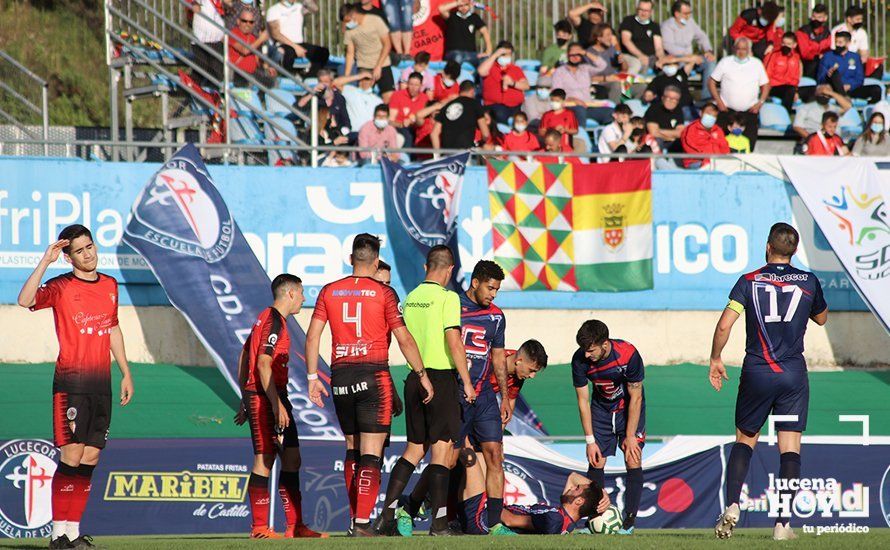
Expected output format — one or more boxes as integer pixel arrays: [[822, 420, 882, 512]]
[[332, 365, 395, 435], [246, 390, 300, 455], [362, 65, 395, 93], [53, 392, 111, 449], [405, 369, 461, 445]]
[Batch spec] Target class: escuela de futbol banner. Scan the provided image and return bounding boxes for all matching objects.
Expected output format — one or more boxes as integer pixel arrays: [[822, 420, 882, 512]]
[[780, 158, 890, 334], [121, 144, 342, 438], [487, 159, 653, 292]]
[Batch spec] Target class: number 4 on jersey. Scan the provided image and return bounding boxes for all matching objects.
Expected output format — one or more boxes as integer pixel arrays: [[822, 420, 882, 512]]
[[342, 302, 362, 337]]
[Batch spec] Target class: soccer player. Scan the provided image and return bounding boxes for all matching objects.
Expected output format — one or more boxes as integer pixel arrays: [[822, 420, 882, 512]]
[[376, 245, 476, 536], [710, 223, 828, 541], [305, 234, 433, 537], [18, 225, 134, 550], [374, 260, 392, 285], [489, 340, 549, 421], [572, 319, 645, 535], [234, 274, 325, 539]]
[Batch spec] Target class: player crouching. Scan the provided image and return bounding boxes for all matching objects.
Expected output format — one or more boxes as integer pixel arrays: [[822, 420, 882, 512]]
[[234, 274, 327, 539]]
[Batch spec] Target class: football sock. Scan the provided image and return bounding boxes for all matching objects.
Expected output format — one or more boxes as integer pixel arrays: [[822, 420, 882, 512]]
[[623, 467, 643, 529], [381, 457, 415, 522], [726, 443, 753, 506], [586, 465, 605, 490], [66, 463, 95, 540], [278, 470, 303, 527], [487, 497, 504, 528], [407, 466, 430, 517], [447, 461, 464, 520], [344, 449, 359, 519], [355, 454, 382, 524], [51, 461, 77, 539], [248, 473, 270, 529], [427, 464, 450, 531], [775, 452, 801, 527]]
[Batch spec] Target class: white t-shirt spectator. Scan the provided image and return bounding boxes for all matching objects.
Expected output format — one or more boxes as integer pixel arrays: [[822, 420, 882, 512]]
[[266, 1, 305, 44], [710, 56, 769, 112], [341, 85, 383, 130], [193, 0, 226, 44], [831, 23, 869, 57], [596, 121, 627, 163]]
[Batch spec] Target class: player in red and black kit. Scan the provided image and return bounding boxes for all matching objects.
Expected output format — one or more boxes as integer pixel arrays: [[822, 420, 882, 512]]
[[18, 224, 134, 550], [233, 274, 326, 539], [305, 234, 433, 537]]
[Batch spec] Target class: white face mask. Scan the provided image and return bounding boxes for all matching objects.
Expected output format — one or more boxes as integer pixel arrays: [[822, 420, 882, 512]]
[[457, 9, 472, 19], [775, 17, 785, 27], [374, 118, 388, 129], [678, 16, 688, 26], [442, 78, 455, 87], [497, 56, 511, 67], [514, 123, 527, 133], [550, 100, 563, 111], [345, 20, 358, 30], [663, 65, 679, 77], [536, 88, 550, 100]]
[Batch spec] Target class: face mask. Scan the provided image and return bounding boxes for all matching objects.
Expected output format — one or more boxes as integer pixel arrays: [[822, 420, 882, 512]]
[[775, 17, 785, 27], [815, 95, 830, 105], [731, 128, 744, 136], [442, 78, 455, 87], [457, 10, 471, 19], [781, 45, 792, 55], [345, 21, 358, 30], [536, 88, 550, 100], [701, 114, 717, 129], [678, 17, 688, 26], [497, 56, 511, 67], [871, 123, 885, 133], [835, 47, 846, 55], [663, 65, 679, 77], [759, 16, 768, 26], [514, 123, 527, 133], [852, 22, 864, 30], [736, 55, 749, 64], [550, 100, 563, 111], [636, 17, 650, 25], [374, 118, 388, 129], [556, 38, 568, 47], [810, 19, 823, 29]]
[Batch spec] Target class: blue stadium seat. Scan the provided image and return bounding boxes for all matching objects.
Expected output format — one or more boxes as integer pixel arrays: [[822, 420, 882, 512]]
[[863, 104, 875, 122], [264, 117, 297, 165], [458, 69, 474, 84], [759, 102, 791, 133], [230, 88, 264, 117], [229, 116, 266, 145], [852, 98, 869, 108], [624, 99, 648, 118], [589, 126, 605, 153], [429, 61, 446, 71], [799, 76, 817, 87], [265, 89, 297, 116], [838, 108, 864, 139], [276, 77, 307, 94], [575, 126, 592, 154]]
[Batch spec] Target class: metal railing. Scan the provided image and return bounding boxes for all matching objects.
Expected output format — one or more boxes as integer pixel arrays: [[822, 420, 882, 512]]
[[0, 50, 49, 156]]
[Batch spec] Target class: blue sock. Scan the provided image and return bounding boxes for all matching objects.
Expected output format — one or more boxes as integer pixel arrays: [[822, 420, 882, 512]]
[[726, 443, 753, 506], [623, 468, 643, 529], [487, 497, 503, 528], [775, 452, 801, 526], [586, 465, 605, 489]]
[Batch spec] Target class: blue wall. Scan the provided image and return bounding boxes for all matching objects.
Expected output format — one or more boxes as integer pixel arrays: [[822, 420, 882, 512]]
[[0, 158, 863, 310]]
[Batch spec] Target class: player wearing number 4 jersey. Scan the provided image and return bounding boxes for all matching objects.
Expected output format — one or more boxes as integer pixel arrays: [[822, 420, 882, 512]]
[[709, 223, 828, 542], [306, 234, 433, 537]]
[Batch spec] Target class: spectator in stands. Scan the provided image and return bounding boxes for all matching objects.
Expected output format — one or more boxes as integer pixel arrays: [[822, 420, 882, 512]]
[[644, 84, 685, 150], [831, 5, 875, 74], [433, 61, 461, 102], [597, 103, 633, 163], [643, 64, 694, 120], [630, 116, 661, 153], [336, 70, 383, 131], [358, 104, 401, 163], [792, 84, 852, 140], [189, 0, 226, 85], [312, 105, 351, 149], [475, 108, 504, 151], [399, 52, 435, 95], [479, 41, 529, 124], [502, 112, 541, 153], [660, 0, 717, 100], [587, 25, 638, 103], [818, 31, 882, 104], [266, 0, 329, 77], [440, 0, 492, 67], [384, 0, 415, 60], [539, 89, 579, 150], [801, 111, 850, 156], [341, 3, 394, 102], [568, 2, 608, 49], [765, 32, 802, 112], [852, 113, 890, 156], [619, 0, 666, 75], [523, 78, 552, 131], [358, 0, 389, 25], [537, 129, 581, 165], [228, 7, 277, 87], [299, 69, 352, 134], [539, 19, 574, 77], [708, 37, 769, 150], [551, 42, 610, 127], [389, 72, 428, 147], [680, 102, 729, 168], [725, 112, 751, 153], [226, 0, 264, 35], [431, 81, 488, 151], [728, 1, 781, 59], [796, 3, 832, 80]]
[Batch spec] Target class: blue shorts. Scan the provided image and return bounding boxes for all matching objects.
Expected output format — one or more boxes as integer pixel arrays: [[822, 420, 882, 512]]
[[383, 0, 413, 32], [736, 368, 809, 434], [458, 493, 489, 534], [592, 401, 646, 457], [458, 391, 503, 449]]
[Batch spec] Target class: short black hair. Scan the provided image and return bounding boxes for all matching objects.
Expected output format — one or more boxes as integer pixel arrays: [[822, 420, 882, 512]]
[[59, 224, 93, 254], [614, 103, 632, 116], [518, 339, 548, 370], [374, 104, 389, 116], [339, 3, 358, 21], [408, 71, 423, 82], [782, 31, 797, 41], [271, 273, 302, 298], [728, 111, 746, 126], [414, 51, 431, 65], [550, 88, 567, 100], [576, 320, 609, 350], [352, 233, 381, 263], [471, 260, 504, 284], [760, 1, 780, 22], [514, 111, 529, 122], [554, 19, 573, 34], [459, 80, 476, 93], [702, 101, 718, 114], [813, 3, 828, 14], [495, 40, 514, 52], [835, 31, 852, 41], [377, 260, 392, 272], [670, 0, 690, 16], [562, 482, 602, 518], [426, 245, 454, 271], [822, 111, 839, 124], [767, 222, 799, 257], [443, 60, 461, 79], [845, 5, 864, 18]]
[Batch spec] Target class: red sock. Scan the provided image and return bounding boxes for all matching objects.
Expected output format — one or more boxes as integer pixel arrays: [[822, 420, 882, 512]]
[[344, 450, 358, 519], [52, 462, 77, 522], [278, 471, 302, 527], [355, 455, 381, 523], [67, 464, 95, 523], [248, 473, 270, 529]]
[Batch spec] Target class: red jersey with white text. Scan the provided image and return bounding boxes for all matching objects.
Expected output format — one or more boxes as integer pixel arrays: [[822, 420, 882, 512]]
[[243, 307, 290, 393], [313, 276, 404, 368], [30, 272, 119, 394]]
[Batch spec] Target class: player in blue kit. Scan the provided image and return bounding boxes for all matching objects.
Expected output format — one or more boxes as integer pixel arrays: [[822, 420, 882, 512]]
[[710, 223, 828, 541], [572, 320, 645, 535]]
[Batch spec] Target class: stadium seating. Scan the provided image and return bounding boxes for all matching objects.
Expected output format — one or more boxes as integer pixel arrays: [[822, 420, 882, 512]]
[[229, 115, 266, 145], [230, 87, 264, 117], [624, 99, 648, 118], [838, 108, 864, 140], [759, 102, 792, 135], [265, 89, 297, 116], [264, 116, 298, 165]]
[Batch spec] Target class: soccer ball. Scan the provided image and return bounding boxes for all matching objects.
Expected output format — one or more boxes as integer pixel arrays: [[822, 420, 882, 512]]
[[588, 505, 623, 534]]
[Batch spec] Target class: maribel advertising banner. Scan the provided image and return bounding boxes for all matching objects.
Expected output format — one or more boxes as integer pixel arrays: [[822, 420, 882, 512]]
[[1, 437, 888, 537]]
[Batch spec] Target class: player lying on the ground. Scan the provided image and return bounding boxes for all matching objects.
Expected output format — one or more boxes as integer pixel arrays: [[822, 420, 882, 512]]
[[233, 274, 326, 539], [710, 223, 828, 541]]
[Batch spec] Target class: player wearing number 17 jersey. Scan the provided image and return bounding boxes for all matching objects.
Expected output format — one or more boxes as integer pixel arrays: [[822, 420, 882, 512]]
[[709, 223, 828, 541], [306, 234, 433, 537]]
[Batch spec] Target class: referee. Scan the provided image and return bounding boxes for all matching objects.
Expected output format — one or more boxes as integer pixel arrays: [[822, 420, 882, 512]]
[[377, 245, 476, 536]]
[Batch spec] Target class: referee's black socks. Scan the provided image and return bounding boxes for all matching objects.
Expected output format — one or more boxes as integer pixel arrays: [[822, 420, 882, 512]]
[[381, 457, 415, 523]]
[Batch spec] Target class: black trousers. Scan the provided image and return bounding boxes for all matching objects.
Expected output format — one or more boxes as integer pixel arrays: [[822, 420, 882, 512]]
[[769, 85, 797, 112], [827, 71, 883, 104], [281, 42, 330, 77], [717, 109, 760, 150], [191, 41, 224, 86]]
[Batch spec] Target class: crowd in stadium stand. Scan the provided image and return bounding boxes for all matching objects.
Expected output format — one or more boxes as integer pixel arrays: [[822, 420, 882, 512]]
[[186, 0, 890, 165]]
